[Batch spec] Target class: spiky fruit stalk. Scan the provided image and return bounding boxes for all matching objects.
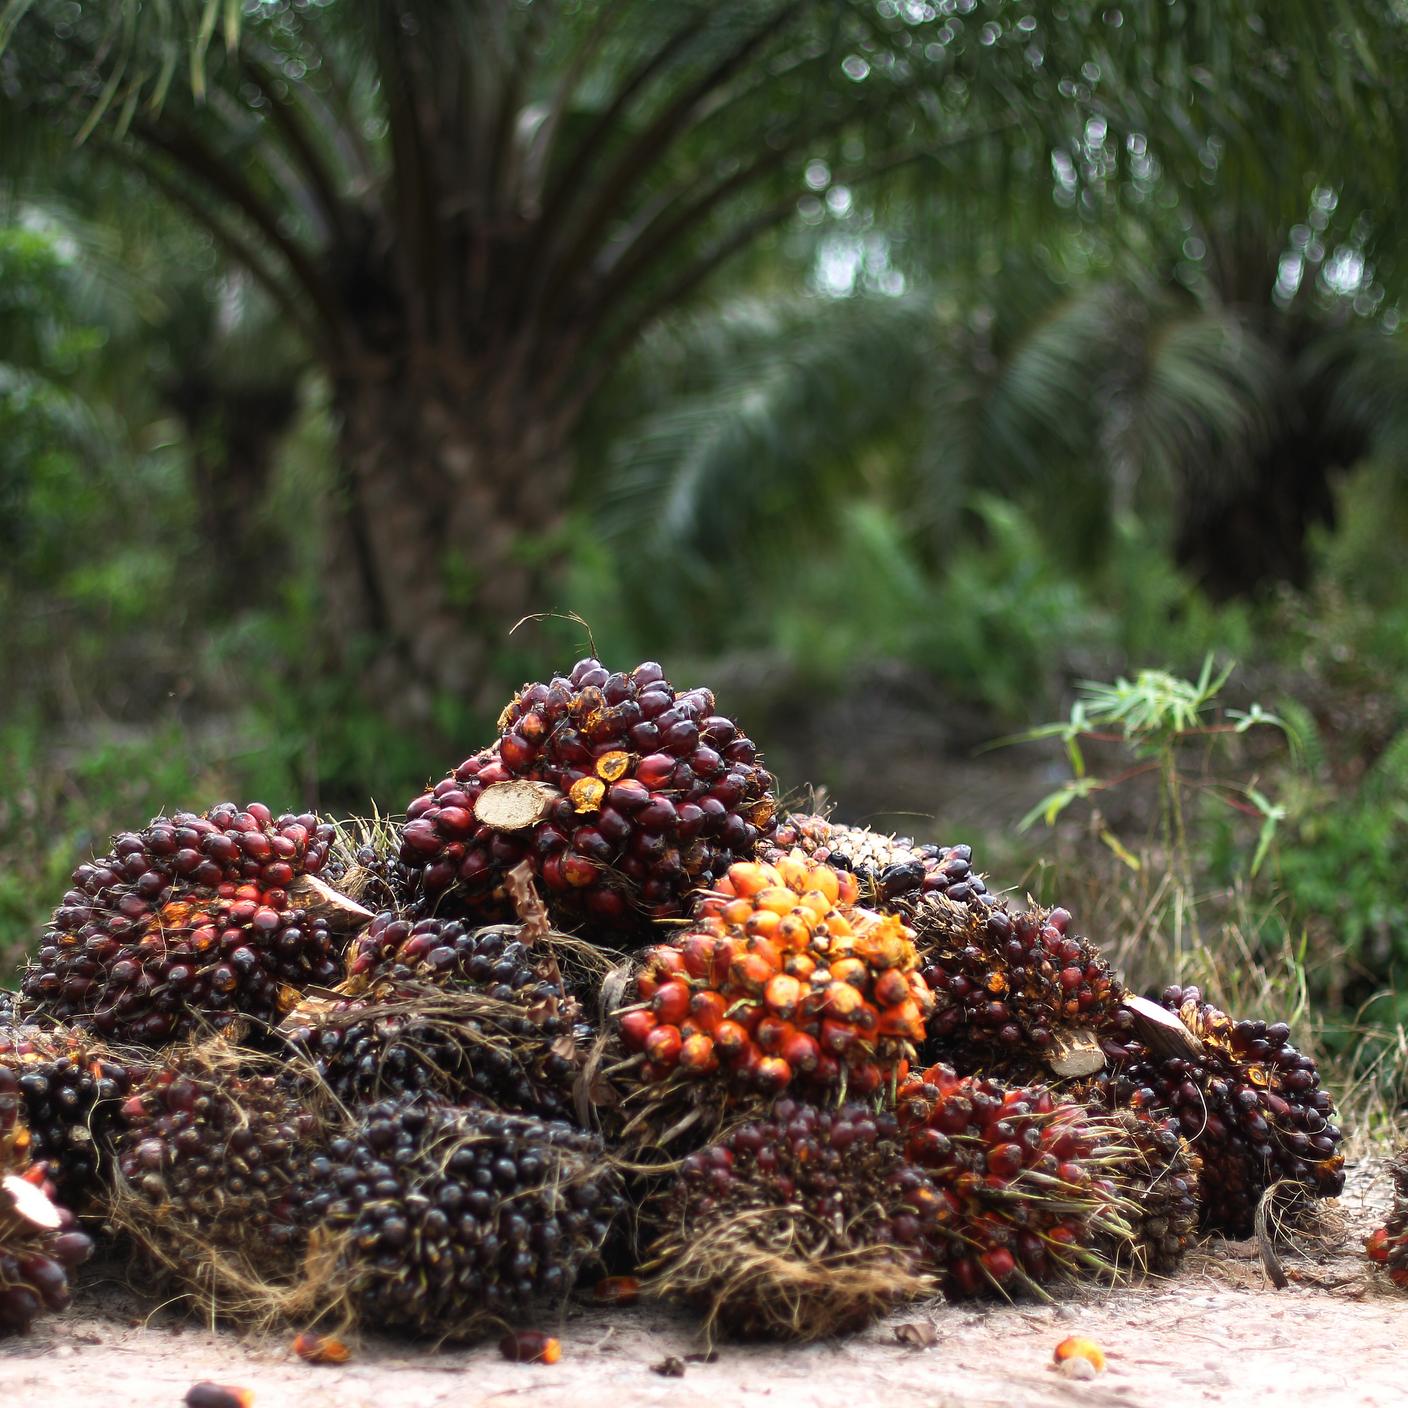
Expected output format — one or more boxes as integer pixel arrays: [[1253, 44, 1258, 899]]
[[913, 896, 1124, 1074], [1366, 1146, 1408, 1289], [0, 1026, 143, 1208], [397, 658, 777, 938], [894, 1063, 1137, 1299], [0, 1068, 93, 1334], [1093, 985, 1343, 1236], [313, 1098, 623, 1337], [619, 854, 933, 1106], [769, 815, 991, 913], [283, 916, 585, 1120], [648, 1099, 940, 1340], [21, 804, 354, 1044]]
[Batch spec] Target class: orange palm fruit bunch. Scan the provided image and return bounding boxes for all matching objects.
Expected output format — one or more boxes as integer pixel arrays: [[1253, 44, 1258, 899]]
[[619, 852, 933, 1098]]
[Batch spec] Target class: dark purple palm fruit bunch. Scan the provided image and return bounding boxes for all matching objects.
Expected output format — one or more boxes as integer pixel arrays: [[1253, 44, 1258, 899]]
[[1092, 984, 1343, 1237], [0, 1025, 143, 1209], [768, 814, 991, 914], [648, 1098, 944, 1340], [19, 803, 354, 1045], [310, 1097, 625, 1338], [912, 896, 1125, 1077], [0, 1068, 94, 1334], [282, 915, 585, 1120], [398, 658, 778, 939]]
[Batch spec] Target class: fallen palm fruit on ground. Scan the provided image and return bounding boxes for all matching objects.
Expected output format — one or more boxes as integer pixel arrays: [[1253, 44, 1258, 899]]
[[1365, 1145, 1408, 1288], [0, 651, 1360, 1345]]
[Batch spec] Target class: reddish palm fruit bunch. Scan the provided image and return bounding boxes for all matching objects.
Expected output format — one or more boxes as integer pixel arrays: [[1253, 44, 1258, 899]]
[[1095, 985, 1343, 1237], [116, 1061, 324, 1268], [912, 896, 1124, 1067], [622, 854, 933, 1100], [310, 1098, 624, 1337], [0, 1068, 94, 1334], [398, 658, 778, 936], [1365, 1146, 1408, 1289], [21, 803, 346, 1044], [281, 915, 584, 1118], [0, 1025, 141, 1207], [649, 1098, 942, 1340], [769, 814, 991, 913], [894, 1062, 1131, 1299]]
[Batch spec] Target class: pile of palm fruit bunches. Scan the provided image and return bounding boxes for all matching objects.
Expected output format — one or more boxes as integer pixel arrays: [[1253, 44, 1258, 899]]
[[0, 656, 1357, 1343]]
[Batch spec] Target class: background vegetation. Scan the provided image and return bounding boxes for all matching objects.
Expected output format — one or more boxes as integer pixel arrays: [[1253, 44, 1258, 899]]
[[2, 1, 1406, 1125]]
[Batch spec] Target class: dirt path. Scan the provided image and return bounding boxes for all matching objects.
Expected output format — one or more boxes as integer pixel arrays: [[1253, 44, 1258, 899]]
[[4, 1157, 1402, 1408]]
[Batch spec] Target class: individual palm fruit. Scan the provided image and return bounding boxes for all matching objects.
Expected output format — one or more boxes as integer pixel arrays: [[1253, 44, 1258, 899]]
[[769, 814, 991, 912], [0, 1025, 141, 1208], [283, 916, 583, 1120], [21, 802, 358, 1044], [912, 896, 1124, 1073], [648, 1098, 939, 1340], [398, 658, 777, 937], [0, 1067, 94, 1334], [312, 1098, 623, 1338], [1366, 1146, 1408, 1289], [620, 854, 933, 1101], [1093, 985, 1344, 1237], [894, 1062, 1134, 1299]]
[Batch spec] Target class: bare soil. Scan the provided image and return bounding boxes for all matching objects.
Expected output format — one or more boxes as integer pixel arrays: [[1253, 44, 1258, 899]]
[[4, 1156, 1402, 1408]]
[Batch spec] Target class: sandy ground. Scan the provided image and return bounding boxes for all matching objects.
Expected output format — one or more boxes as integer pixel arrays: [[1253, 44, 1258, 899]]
[[3, 1156, 1403, 1408]]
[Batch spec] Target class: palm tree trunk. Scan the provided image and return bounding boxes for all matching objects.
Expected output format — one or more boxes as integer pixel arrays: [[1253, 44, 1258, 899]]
[[327, 370, 574, 723]]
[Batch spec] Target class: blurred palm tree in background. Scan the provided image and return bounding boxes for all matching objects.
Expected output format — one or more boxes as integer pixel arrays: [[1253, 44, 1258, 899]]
[[6, 0, 1404, 717]]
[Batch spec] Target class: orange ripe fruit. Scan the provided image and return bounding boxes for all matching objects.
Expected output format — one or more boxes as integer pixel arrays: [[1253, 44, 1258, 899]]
[[784, 952, 817, 981], [722, 898, 755, 927], [822, 980, 864, 1019], [730, 952, 774, 993], [765, 973, 803, 1018], [688, 990, 727, 1032], [755, 886, 798, 917], [500, 1331, 562, 1365], [745, 909, 781, 940], [679, 1032, 718, 1073], [755, 1056, 792, 1093], [1367, 1226, 1390, 1262], [652, 979, 692, 1026], [873, 969, 911, 1008], [775, 913, 814, 950], [726, 862, 774, 897], [755, 1015, 794, 1052], [645, 1024, 683, 1068], [829, 957, 867, 987], [713, 1019, 749, 1057], [797, 889, 833, 920], [809, 865, 841, 906], [774, 853, 811, 891], [680, 934, 718, 981], [1053, 1336, 1106, 1373], [877, 999, 925, 1040]]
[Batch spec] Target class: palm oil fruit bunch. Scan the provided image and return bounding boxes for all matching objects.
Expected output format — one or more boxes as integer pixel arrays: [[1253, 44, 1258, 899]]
[[770, 814, 990, 913], [1366, 1146, 1408, 1289], [0, 1025, 142, 1208], [649, 1098, 940, 1340], [20, 803, 350, 1044], [621, 854, 933, 1102], [1100, 985, 1343, 1237], [913, 897, 1123, 1073], [398, 658, 778, 937], [894, 1062, 1131, 1299], [311, 1097, 624, 1338], [112, 1054, 326, 1303], [1099, 1110, 1200, 1275], [284, 916, 584, 1120], [0, 1068, 93, 1334]]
